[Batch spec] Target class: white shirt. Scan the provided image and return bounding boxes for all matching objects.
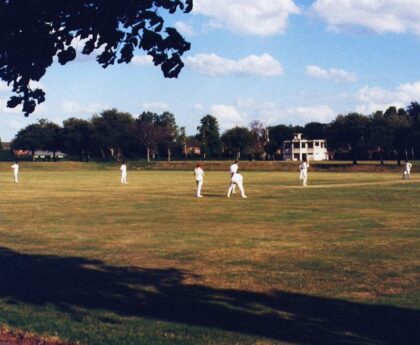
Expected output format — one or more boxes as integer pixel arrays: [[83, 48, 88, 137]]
[[194, 167, 204, 181], [299, 162, 308, 171], [230, 163, 238, 175], [405, 162, 412, 172], [299, 162, 308, 176], [11, 164, 19, 173], [120, 164, 127, 174]]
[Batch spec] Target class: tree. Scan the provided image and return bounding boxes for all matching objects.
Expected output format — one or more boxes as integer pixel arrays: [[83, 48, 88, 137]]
[[327, 113, 370, 164], [221, 127, 254, 159], [368, 107, 413, 164], [91, 109, 135, 160], [0, 0, 193, 116], [265, 125, 294, 159], [178, 126, 188, 159], [249, 120, 268, 159], [62, 118, 93, 161], [156, 112, 178, 161], [135, 111, 160, 162], [11, 121, 44, 158], [407, 102, 420, 159], [303, 122, 328, 140], [40, 120, 62, 160], [196, 115, 221, 159], [389, 108, 411, 165]]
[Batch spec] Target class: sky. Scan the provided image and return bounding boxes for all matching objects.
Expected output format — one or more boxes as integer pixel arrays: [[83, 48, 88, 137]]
[[1, 0, 420, 141]]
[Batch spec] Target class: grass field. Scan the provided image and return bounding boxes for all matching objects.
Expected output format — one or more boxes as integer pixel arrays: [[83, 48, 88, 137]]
[[0, 163, 419, 345]]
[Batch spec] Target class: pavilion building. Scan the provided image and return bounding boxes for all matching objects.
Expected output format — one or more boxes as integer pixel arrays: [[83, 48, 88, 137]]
[[282, 133, 329, 161]]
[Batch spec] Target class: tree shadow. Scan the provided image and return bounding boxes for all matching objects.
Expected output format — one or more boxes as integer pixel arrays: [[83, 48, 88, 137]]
[[0, 246, 418, 344]]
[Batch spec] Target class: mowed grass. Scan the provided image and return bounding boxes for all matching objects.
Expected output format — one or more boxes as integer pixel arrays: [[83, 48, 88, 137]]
[[0, 164, 419, 345]]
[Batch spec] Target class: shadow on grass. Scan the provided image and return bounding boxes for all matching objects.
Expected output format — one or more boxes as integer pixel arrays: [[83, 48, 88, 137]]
[[0, 246, 418, 345]]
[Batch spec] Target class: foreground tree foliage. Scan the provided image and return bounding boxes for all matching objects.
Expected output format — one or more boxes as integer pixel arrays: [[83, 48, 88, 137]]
[[0, 0, 193, 116]]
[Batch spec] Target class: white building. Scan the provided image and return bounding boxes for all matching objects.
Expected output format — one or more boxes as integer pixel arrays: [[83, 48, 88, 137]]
[[33, 150, 66, 160], [282, 133, 328, 161]]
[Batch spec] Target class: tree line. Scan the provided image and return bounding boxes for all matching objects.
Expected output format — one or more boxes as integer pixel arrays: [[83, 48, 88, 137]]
[[4, 102, 420, 164]]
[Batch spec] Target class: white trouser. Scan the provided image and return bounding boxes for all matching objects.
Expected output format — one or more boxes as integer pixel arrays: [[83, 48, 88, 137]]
[[301, 172, 308, 186], [14, 172, 18, 183], [121, 173, 127, 184], [230, 174, 236, 193], [228, 174, 246, 197], [196, 180, 203, 197]]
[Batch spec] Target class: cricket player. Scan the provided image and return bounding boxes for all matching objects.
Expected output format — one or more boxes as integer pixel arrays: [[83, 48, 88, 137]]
[[227, 171, 247, 198], [120, 161, 128, 184], [299, 160, 309, 186], [194, 163, 204, 197], [11, 161, 19, 183], [402, 160, 413, 180], [229, 160, 239, 193]]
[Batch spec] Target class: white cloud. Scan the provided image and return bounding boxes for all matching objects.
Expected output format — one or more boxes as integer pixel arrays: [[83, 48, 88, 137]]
[[0, 99, 49, 140], [61, 101, 107, 115], [305, 65, 357, 82], [0, 80, 44, 93], [140, 101, 169, 112], [0, 83, 11, 93], [210, 104, 248, 129], [68, 36, 100, 63], [283, 105, 335, 123], [186, 53, 283, 76], [194, 0, 300, 36], [207, 99, 335, 130], [29, 80, 45, 90], [175, 21, 195, 36], [355, 81, 420, 114], [0, 97, 21, 114], [312, 0, 420, 35], [132, 55, 154, 66]]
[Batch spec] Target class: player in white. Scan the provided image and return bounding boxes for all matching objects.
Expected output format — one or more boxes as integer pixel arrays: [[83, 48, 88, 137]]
[[402, 160, 413, 180], [120, 161, 128, 184], [229, 160, 239, 193], [194, 163, 204, 197], [11, 161, 19, 183], [299, 160, 309, 186], [227, 168, 247, 198]]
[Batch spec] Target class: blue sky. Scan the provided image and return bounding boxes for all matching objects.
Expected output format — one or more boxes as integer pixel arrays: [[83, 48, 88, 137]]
[[1, 0, 420, 141]]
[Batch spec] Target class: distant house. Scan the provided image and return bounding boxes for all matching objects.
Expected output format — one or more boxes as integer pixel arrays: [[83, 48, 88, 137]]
[[1, 142, 11, 150], [33, 150, 66, 160], [282, 133, 329, 161], [185, 138, 201, 156]]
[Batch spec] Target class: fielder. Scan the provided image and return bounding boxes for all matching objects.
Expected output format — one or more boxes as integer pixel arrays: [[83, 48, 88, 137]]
[[227, 171, 247, 198], [229, 159, 239, 193], [11, 161, 19, 183], [194, 163, 204, 198], [299, 160, 309, 186], [120, 161, 128, 184], [402, 160, 413, 180]]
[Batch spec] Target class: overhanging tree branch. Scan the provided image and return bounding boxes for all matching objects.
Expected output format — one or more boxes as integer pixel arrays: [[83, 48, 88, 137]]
[[0, 0, 193, 116]]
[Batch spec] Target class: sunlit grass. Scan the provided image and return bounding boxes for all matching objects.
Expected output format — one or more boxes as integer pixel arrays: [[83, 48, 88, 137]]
[[0, 164, 419, 345]]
